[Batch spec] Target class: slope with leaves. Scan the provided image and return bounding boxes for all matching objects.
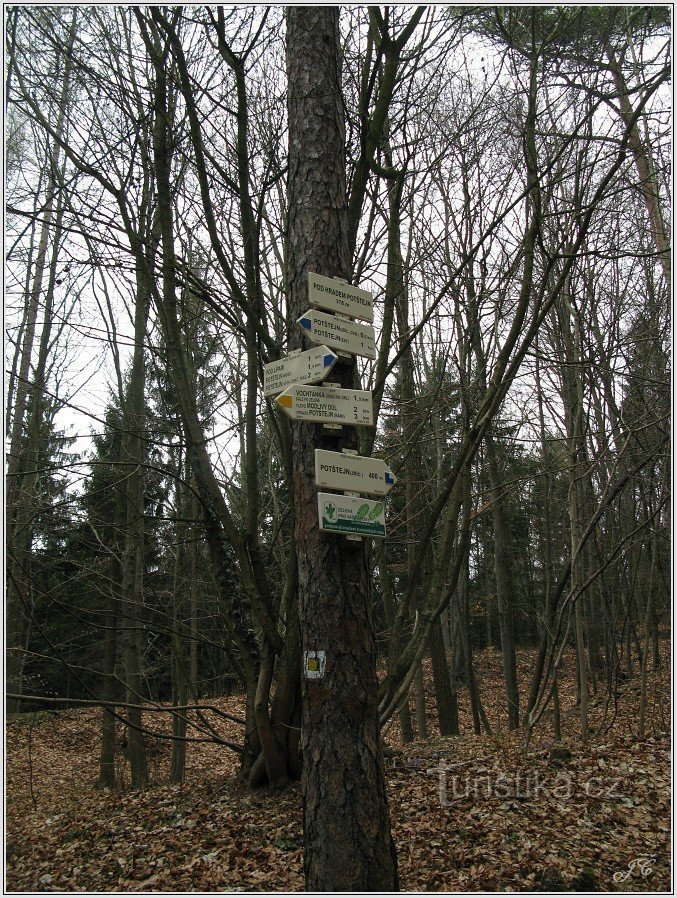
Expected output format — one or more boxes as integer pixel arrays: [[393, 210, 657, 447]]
[[6, 647, 670, 892]]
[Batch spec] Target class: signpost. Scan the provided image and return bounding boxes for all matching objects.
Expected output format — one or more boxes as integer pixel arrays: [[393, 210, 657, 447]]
[[318, 493, 386, 538], [315, 449, 396, 496], [275, 384, 374, 426], [263, 345, 338, 397], [298, 309, 376, 360], [308, 271, 374, 323]]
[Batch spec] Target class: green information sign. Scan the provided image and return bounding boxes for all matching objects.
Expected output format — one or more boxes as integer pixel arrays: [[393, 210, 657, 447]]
[[318, 493, 386, 539]]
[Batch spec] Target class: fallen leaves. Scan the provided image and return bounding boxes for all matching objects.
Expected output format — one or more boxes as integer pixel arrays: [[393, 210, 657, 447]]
[[5, 646, 671, 891]]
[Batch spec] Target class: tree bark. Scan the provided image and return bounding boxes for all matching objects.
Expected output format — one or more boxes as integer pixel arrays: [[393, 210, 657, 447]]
[[98, 436, 123, 788], [485, 436, 520, 729], [6, 9, 76, 712], [286, 8, 398, 890], [606, 46, 671, 292], [381, 561, 414, 742], [119, 258, 150, 789]]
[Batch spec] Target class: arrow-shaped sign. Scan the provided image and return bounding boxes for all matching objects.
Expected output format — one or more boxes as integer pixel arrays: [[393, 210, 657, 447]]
[[308, 271, 374, 323], [263, 345, 338, 397], [314, 449, 396, 496], [298, 309, 376, 360], [275, 384, 374, 426]]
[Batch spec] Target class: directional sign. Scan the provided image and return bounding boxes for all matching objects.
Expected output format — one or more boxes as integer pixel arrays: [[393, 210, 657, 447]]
[[298, 309, 376, 360], [308, 271, 374, 323], [263, 346, 338, 397], [315, 449, 396, 496], [275, 384, 374, 426], [318, 493, 386, 538]]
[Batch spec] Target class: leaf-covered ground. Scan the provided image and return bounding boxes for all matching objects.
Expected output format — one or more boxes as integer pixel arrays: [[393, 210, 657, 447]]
[[6, 647, 670, 892]]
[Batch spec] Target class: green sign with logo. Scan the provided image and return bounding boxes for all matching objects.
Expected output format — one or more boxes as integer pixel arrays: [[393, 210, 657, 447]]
[[318, 493, 386, 538]]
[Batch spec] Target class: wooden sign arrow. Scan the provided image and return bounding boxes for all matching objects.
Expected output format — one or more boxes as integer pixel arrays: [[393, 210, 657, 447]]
[[275, 384, 374, 426], [263, 346, 338, 397], [314, 449, 396, 496], [308, 271, 374, 322], [298, 309, 376, 360]]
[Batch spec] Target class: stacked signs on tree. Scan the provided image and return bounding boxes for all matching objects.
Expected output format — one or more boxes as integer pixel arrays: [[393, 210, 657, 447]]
[[271, 272, 393, 538], [276, 272, 395, 538]]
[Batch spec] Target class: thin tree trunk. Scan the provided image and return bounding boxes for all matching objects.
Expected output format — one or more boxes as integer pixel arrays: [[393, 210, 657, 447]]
[[606, 46, 671, 292], [429, 618, 456, 736], [170, 464, 188, 784], [118, 231, 151, 788], [6, 11, 76, 711], [523, 336, 558, 727], [564, 300, 589, 741], [412, 629, 428, 739], [189, 486, 199, 699], [552, 672, 562, 741], [463, 214, 520, 729], [98, 442, 123, 789], [485, 436, 520, 730], [381, 562, 413, 743], [138, 15, 265, 780], [639, 461, 666, 737]]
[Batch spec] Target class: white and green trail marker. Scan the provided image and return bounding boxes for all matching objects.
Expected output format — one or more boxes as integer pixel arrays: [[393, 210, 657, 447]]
[[275, 384, 374, 426], [314, 449, 396, 496], [297, 309, 376, 360], [263, 345, 338, 397], [308, 271, 374, 323], [318, 492, 386, 538]]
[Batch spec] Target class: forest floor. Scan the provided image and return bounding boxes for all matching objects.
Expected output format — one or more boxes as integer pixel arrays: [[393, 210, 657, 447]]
[[5, 645, 671, 893]]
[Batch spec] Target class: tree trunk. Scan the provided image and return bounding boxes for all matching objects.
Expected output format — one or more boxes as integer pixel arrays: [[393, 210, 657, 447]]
[[563, 298, 589, 741], [606, 46, 670, 292], [170, 467, 188, 785], [6, 10, 76, 712], [119, 272, 149, 787], [429, 618, 456, 736], [98, 443, 123, 789], [463, 228, 520, 730], [485, 436, 520, 729], [286, 8, 398, 890], [381, 561, 413, 743], [189, 486, 199, 699], [638, 459, 666, 736]]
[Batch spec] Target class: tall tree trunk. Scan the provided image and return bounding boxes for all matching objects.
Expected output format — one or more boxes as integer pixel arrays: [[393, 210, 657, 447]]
[[189, 486, 199, 699], [638, 457, 667, 736], [429, 618, 456, 736], [98, 436, 124, 788], [286, 8, 398, 890], [562, 297, 589, 741], [119, 259, 150, 789], [141, 11, 278, 781], [170, 461, 188, 784], [523, 336, 559, 727], [485, 437, 520, 729], [6, 10, 76, 712], [381, 561, 414, 743], [390, 176, 429, 742], [606, 46, 670, 292], [463, 225, 520, 730]]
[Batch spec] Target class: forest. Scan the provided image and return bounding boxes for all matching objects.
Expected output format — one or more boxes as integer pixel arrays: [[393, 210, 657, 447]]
[[5, 5, 671, 893]]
